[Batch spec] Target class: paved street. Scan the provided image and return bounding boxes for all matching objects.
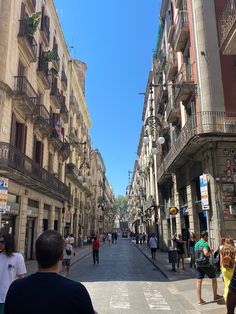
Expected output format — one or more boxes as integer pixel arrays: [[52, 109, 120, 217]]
[[65, 238, 225, 314]]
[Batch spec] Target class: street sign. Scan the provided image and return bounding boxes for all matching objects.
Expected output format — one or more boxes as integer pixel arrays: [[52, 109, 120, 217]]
[[0, 177, 8, 212], [199, 174, 209, 210]]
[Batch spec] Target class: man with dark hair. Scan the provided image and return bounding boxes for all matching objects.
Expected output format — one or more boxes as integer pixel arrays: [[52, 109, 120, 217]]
[[194, 231, 222, 305], [4, 230, 96, 314]]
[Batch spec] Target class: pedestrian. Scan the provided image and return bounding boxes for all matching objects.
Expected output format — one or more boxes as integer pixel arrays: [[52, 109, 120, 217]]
[[173, 234, 185, 270], [114, 232, 118, 244], [62, 238, 74, 277], [107, 232, 112, 246], [188, 232, 196, 268], [135, 233, 139, 245], [139, 233, 143, 245], [148, 233, 158, 259], [92, 236, 100, 265], [68, 233, 75, 247], [4, 230, 97, 314], [220, 238, 235, 301], [227, 265, 236, 314], [142, 233, 146, 245], [194, 231, 222, 305], [0, 233, 26, 314]]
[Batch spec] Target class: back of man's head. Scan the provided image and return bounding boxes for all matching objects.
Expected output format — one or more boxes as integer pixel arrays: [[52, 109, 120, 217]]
[[201, 231, 208, 239], [36, 230, 63, 268]]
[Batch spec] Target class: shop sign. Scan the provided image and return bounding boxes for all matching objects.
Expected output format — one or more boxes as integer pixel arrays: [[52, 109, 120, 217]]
[[0, 177, 8, 213], [199, 174, 209, 210], [169, 207, 178, 215]]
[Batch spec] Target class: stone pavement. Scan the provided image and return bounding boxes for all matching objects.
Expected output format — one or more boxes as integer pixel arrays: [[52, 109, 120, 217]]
[[26, 244, 92, 275], [132, 240, 226, 314]]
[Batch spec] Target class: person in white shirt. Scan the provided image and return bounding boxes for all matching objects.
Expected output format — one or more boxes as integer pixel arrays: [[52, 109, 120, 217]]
[[107, 233, 112, 246], [0, 233, 26, 314], [62, 239, 74, 277], [148, 234, 158, 259]]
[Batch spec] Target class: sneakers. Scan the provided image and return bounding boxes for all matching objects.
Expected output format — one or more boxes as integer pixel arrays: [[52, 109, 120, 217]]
[[214, 295, 223, 301]]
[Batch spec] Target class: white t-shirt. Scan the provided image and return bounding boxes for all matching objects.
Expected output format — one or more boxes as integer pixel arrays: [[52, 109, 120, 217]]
[[107, 233, 112, 241], [149, 237, 158, 249], [0, 252, 27, 303]]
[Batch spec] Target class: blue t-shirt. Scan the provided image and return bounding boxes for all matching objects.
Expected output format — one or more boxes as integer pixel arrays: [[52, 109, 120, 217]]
[[5, 272, 95, 314], [230, 266, 236, 292]]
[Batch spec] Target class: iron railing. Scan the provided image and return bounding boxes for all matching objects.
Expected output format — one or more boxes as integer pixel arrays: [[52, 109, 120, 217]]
[[218, 0, 236, 47], [18, 19, 38, 58], [38, 54, 49, 78], [173, 11, 189, 45], [0, 142, 69, 200], [157, 111, 236, 181], [14, 76, 38, 107], [61, 70, 68, 87], [34, 104, 50, 122]]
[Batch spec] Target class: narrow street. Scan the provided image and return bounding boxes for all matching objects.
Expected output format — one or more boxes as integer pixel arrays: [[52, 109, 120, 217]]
[[67, 238, 225, 314]]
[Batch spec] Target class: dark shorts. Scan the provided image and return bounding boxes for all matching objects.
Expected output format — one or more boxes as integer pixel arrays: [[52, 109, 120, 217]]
[[62, 259, 71, 266], [196, 265, 216, 279], [151, 248, 157, 253]]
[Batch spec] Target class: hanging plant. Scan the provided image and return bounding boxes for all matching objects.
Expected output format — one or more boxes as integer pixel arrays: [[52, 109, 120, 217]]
[[26, 12, 41, 36], [49, 67, 59, 77], [44, 49, 58, 62]]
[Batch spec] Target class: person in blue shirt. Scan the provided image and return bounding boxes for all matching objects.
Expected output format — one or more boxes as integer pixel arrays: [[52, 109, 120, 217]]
[[227, 266, 236, 314]]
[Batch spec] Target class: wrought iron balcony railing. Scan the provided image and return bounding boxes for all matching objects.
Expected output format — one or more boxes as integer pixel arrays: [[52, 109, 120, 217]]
[[173, 11, 189, 51], [61, 70, 68, 88], [0, 142, 69, 201], [218, 0, 236, 49], [14, 76, 38, 110], [18, 19, 38, 61], [157, 111, 236, 182]]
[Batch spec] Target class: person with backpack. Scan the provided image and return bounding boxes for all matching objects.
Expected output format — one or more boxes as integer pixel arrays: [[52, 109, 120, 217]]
[[194, 231, 222, 305], [220, 238, 235, 301], [62, 238, 74, 277]]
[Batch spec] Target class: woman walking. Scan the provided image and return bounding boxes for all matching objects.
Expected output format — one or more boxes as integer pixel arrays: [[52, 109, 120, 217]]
[[148, 234, 158, 259], [0, 233, 26, 314], [92, 236, 100, 265]]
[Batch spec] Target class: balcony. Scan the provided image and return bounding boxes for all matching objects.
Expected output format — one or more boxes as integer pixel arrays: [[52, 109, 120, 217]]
[[156, 111, 236, 183], [166, 100, 180, 124], [40, 15, 50, 46], [74, 197, 80, 208], [37, 55, 51, 89], [66, 162, 83, 185], [70, 95, 78, 112], [13, 76, 38, 114], [173, 11, 189, 52], [156, 85, 168, 115], [69, 127, 80, 144], [218, 0, 236, 54], [18, 19, 37, 62], [166, 14, 175, 44], [59, 139, 70, 161], [33, 104, 51, 137], [50, 82, 61, 110], [61, 70, 68, 90], [48, 129, 63, 151], [174, 63, 195, 104], [175, 0, 183, 9], [60, 97, 69, 123], [0, 142, 69, 201], [25, 0, 36, 12], [166, 49, 178, 81]]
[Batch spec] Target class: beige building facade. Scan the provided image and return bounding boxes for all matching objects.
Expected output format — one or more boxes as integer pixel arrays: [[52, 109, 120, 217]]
[[0, 0, 114, 257]]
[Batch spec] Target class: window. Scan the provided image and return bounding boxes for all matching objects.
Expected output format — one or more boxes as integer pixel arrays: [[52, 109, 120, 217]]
[[10, 113, 27, 153], [33, 136, 44, 166], [48, 152, 53, 172]]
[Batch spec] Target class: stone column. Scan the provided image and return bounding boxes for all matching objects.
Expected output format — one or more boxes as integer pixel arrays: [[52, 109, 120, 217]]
[[15, 194, 28, 254], [48, 205, 55, 230], [173, 174, 181, 235], [36, 200, 44, 239]]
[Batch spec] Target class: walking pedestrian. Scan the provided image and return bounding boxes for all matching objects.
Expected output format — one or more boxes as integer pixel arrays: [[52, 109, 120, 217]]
[[62, 238, 74, 277], [194, 231, 222, 305], [173, 234, 185, 270], [92, 236, 100, 265], [68, 233, 75, 247], [4, 230, 97, 314], [148, 233, 158, 259], [107, 232, 112, 246], [114, 231, 118, 244], [227, 265, 236, 314], [188, 232, 196, 268], [0, 233, 26, 314], [220, 238, 235, 301]]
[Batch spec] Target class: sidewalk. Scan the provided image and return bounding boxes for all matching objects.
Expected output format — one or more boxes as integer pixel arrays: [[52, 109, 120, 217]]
[[132, 240, 226, 314], [26, 244, 92, 275]]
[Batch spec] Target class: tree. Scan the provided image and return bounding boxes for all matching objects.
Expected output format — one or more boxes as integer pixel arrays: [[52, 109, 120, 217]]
[[114, 195, 128, 230]]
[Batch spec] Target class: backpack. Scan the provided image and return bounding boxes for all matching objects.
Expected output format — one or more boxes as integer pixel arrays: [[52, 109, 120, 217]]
[[221, 245, 235, 269], [195, 245, 208, 266], [65, 245, 72, 256]]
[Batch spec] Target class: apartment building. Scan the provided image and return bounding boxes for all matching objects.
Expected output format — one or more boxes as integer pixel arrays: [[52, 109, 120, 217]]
[[128, 0, 236, 250]]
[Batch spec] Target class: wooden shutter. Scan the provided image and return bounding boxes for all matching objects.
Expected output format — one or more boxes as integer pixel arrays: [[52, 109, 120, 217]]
[[20, 3, 26, 19], [22, 124, 27, 153], [40, 143, 44, 167], [10, 113, 17, 146]]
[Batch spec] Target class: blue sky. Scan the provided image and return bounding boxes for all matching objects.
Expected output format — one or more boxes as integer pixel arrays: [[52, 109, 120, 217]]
[[54, 0, 161, 196]]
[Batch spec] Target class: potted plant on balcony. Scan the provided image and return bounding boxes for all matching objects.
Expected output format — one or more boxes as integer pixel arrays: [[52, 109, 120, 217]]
[[44, 49, 59, 77], [27, 12, 41, 36]]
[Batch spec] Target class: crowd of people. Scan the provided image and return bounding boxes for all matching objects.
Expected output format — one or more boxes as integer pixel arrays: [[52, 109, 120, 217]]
[[0, 229, 236, 313]]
